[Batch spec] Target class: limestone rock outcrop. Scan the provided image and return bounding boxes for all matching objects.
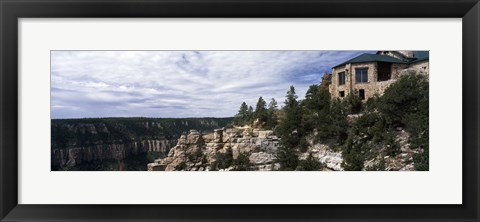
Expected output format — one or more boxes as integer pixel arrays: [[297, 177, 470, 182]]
[[147, 126, 417, 171], [148, 127, 280, 171], [300, 144, 344, 171]]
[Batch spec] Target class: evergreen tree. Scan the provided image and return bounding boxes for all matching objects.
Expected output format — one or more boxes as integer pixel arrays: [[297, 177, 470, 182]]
[[284, 85, 298, 109], [377, 72, 429, 170], [233, 102, 249, 126], [247, 106, 254, 123], [211, 147, 233, 170], [276, 86, 302, 170], [232, 152, 252, 171], [265, 98, 279, 130], [320, 98, 348, 144], [343, 89, 362, 114], [278, 86, 303, 148], [268, 98, 278, 111], [298, 153, 323, 171], [254, 96, 267, 122], [302, 84, 332, 135], [342, 140, 367, 171], [303, 84, 320, 111], [276, 143, 299, 171]]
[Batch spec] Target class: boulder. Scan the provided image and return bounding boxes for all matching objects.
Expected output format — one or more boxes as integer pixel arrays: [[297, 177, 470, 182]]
[[249, 152, 275, 165], [258, 130, 273, 139]]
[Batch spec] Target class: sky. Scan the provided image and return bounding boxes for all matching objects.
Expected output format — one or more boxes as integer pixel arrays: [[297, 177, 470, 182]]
[[51, 50, 372, 119]]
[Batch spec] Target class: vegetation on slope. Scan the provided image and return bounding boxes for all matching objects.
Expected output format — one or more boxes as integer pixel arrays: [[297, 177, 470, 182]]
[[233, 72, 429, 171]]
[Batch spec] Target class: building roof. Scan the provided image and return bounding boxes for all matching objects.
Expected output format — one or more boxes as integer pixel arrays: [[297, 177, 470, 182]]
[[333, 53, 407, 68], [409, 51, 429, 64]]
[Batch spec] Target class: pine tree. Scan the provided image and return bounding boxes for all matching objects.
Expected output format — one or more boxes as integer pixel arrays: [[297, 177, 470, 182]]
[[268, 98, 278, 111], [265, 98, 279, 130], [317, 98, 348, 144], [303, 84, 320, 111], [232, 152, 252, 171], [247, 106, 254, 123], [254, 96, 267, 122], [344, 89, 362, 114], [276, 86, 302, 170], [233, 102, 249, 126], [298, 153, 322, 171], [276, 143, 299, 171], [377, 72, 429, 170]]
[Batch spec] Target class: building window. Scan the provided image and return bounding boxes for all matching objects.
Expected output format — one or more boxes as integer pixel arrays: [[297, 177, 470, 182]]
[[339, 91, 345, 97], [338, 72, 346, 85], [359, 89, 365, 100], [355, 68, 368, 83], [377, 62, 392, 81]]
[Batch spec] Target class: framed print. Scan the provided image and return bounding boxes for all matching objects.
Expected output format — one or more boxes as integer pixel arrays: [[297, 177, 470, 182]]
[[1, 0, 479, 221]]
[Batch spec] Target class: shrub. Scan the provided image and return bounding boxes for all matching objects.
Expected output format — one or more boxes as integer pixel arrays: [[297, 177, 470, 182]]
[[316, 98, 349, 145], [343, 89, 362, 114], [297, 153, 323, 171], [175, 162, 187, 171], [298, 137, 309, 153], [232, 152, 252, 171], [378, 72, 429, 170], [377, 72, 429, 128], [211, 147, 233, 170], [276, 143, 299, 171], [342, 140, 367, 171], [187, 148, 204, 163]]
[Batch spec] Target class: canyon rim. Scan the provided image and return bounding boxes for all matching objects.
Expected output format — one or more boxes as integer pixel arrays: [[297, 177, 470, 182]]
[[51, 50, 429, 171]]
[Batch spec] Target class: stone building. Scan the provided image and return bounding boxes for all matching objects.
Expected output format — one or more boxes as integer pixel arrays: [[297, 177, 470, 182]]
[[329, 51, 429, 100]]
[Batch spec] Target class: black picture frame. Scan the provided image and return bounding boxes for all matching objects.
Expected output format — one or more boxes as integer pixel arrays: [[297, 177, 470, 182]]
[[1, 0, 479, 221]]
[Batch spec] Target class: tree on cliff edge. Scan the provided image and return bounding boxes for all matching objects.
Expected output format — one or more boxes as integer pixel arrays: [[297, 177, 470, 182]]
[[278, 86, 303, 148], [264, 98, 279, 130], [276, 86, 302, 170], [254, 96, 267, 123], [234, 102, 250, 126]]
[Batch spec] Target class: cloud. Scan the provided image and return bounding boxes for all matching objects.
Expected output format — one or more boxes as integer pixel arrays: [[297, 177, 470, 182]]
[[51, 50, 371, 118]]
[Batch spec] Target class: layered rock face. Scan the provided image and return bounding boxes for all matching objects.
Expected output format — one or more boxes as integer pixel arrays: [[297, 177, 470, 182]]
[[51, 118, 233, 170], [52, 139, 177, 169], [148, 127, 280, 171]]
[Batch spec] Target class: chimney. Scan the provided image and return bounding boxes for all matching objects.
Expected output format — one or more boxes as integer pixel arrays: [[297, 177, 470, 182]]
[[398, 51, 414, 58]]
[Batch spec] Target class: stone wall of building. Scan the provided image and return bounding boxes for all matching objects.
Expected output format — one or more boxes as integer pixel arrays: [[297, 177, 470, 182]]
[[350, 63, 378, 99], [330, 65, 347, 98], [329, 61, 428, 100], [408, 60, 429, 75]]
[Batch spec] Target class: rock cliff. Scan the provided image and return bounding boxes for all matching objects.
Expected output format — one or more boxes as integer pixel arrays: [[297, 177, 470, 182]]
[[148, 127, 280, 171], [51, 117, 233, 170], [52, 139, 177, 169], [148, 126, 417, 171]]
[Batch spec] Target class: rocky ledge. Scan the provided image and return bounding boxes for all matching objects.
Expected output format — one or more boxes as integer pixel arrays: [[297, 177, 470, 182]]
[[147, 126, 418, 171], [147, 126, 348, 171], [148, 127, 280, 171]]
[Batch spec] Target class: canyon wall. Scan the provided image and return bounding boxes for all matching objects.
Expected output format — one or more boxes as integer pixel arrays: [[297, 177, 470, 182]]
[[51, 139, 177, 169], [51, 118, 233, 170]]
